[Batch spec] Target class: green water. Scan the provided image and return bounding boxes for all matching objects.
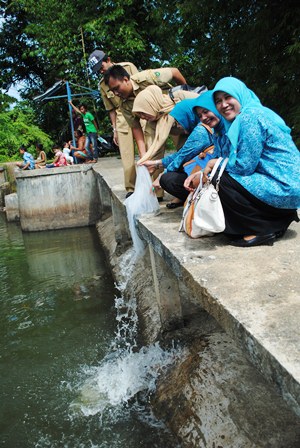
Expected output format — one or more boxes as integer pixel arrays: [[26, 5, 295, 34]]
[[0, 213, 178, 448]]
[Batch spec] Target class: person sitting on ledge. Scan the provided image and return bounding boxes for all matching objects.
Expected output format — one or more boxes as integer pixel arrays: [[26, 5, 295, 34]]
[[35, 143, 47, 169], [69, 130, 88, 163], [16, 145, 35, 170], [46, 144, 68, 168], [62, 142, 74, 165]]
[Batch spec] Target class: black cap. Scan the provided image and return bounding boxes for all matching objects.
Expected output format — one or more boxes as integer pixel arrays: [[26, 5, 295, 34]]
[[88, 50, 106, 74]]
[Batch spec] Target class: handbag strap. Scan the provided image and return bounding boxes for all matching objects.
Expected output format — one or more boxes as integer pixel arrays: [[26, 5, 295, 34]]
[[209, 157, 229, 181], [216, 157, 229, 181], [213, 157, 229, 191], [208, 157, 224, 182], [192, 171, 204, 200]]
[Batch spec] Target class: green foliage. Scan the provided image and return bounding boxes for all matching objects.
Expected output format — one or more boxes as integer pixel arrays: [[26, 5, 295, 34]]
[[0, 0, 299, 145], [0, 99, 53, 162]]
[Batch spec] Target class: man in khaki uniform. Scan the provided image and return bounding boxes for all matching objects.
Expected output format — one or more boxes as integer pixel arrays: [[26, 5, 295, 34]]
[[103, 65, 187, 159], [89, 50, 138, 196]]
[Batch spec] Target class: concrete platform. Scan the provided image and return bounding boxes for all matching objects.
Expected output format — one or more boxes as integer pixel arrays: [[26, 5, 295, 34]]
[[14, 164, 101, 231], [93, 156, 300, 417]]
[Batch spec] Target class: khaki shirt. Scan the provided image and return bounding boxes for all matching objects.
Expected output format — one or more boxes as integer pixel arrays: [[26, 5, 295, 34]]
[[121, 68, 174, 128], [99, 61, 138, 133]]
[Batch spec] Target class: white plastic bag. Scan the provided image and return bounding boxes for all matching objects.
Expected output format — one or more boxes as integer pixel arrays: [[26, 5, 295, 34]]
[[125, 166, 160, 256]]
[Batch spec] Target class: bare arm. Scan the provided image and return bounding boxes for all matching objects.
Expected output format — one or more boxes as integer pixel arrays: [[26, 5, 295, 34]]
[[70, 137, 86, 151], [92, 119, 99, 132], [132, 124, 147, 158], [68, 101, 81, 115], [109, 109, 118, 146], [171, 68, 187, 85]]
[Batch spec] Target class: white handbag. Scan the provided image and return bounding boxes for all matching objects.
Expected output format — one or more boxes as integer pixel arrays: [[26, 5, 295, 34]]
[[179, 157, 228, 238]]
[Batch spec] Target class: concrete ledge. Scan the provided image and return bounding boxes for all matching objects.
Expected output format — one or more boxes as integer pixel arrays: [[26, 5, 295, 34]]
[[93, 157, 300, 417], [15, 164, 101, 231]]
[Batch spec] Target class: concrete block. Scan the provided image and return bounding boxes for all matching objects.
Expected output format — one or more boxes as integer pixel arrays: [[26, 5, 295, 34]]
[[0, 165, 6, 185], [5, 193, 20, 222], [15, 165, 101, 231], [0, 182, 11, 207]]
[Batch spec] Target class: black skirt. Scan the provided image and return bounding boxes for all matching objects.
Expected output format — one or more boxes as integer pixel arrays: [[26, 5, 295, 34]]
[[217, 172, 299, 236], [160, 171, 189, 202]]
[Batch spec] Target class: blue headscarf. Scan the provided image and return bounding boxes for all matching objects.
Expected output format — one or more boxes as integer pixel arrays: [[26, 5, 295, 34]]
[[212, 77, 291, 167], [191, 90, 223, 122], [169, 98, 200, 133]]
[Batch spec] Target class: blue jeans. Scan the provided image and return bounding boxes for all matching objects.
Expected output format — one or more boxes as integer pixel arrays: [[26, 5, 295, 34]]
[[85, 133, 98, 160]]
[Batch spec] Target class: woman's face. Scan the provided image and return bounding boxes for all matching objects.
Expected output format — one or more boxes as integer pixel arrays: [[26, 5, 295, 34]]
[[136, 112, 158, 122], [214, 91, 241, 121], [194, 107, 220, 128]]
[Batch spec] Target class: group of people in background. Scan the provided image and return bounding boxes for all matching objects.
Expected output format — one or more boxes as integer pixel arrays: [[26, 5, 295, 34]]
[[17, 141, 74, 171]]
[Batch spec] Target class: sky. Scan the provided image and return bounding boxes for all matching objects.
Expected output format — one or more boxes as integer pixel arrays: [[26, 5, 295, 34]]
[[0, 15, 22, 101]]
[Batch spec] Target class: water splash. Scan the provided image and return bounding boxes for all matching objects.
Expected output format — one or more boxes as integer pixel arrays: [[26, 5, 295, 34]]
[[70, 255, 185, 422], [71, 342, 181, 418]]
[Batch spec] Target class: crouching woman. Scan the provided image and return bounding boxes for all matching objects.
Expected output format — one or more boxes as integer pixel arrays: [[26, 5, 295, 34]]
[[184, 77, 300, 247]]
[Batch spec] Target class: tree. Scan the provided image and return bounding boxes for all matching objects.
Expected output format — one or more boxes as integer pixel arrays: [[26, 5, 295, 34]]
[[0, 96, 52, 162], [1, 0, 299, 144]]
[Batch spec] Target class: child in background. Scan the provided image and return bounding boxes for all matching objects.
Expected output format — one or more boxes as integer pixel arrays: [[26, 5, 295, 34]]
[[62, 142, 74, 165], [35, 143, 47, 169], [46, 144, 67, 168], [16, 145, 35, 170]]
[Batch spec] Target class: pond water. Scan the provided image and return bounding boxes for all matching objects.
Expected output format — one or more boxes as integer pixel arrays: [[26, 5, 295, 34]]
[[0, 213, 180, 448]]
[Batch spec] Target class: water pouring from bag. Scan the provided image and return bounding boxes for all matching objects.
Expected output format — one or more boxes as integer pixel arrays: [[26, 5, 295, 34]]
[[125, 166, 160, 257]]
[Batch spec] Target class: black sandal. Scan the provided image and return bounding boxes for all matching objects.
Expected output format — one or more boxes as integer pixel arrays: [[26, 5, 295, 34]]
[[166, 201, 184, 209]]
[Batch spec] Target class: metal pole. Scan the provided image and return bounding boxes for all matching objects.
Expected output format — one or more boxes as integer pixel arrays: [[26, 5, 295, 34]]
[[80, 26, 99, 124], [66, 81, 76, 147]]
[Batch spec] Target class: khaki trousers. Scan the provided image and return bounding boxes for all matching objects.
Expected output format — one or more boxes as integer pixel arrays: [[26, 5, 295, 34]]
[[117, 129, 136, 192], [144, 121, 165, 198]]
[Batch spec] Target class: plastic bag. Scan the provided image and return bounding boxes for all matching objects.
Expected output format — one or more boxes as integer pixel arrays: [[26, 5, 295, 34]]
[[125, 166, 160, 256]]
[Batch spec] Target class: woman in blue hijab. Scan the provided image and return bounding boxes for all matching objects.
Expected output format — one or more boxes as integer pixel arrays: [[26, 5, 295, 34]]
[[200, 76, 299, 247], [140, 92, 223, 207], [169, 97, 200, 134]]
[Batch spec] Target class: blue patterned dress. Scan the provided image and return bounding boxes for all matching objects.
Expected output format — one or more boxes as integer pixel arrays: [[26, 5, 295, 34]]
[[162, 123, 214, 172], [213, 109, 300, 209], [209, 76, 299, 235]]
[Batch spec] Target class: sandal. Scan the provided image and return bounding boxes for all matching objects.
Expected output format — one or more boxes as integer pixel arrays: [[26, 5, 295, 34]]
[[166, 201, 184, 209]]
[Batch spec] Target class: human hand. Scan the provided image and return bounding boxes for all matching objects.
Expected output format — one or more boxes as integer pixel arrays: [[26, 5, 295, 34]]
[[137, 159, 159, 174], [184, 172, 201, 192], [150, 177, 161, 194], [113, 130, 119, 146]]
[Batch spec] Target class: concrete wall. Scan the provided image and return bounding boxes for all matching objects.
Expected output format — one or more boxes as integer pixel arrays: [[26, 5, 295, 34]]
[[93, 158, 300, 447], [15, 165, 100, 231]]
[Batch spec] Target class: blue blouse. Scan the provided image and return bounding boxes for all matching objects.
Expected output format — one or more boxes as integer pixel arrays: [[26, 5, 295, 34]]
[[162, 124, 213, 172], [23, 151, 35, 169], [214, 109, 300, 209]]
